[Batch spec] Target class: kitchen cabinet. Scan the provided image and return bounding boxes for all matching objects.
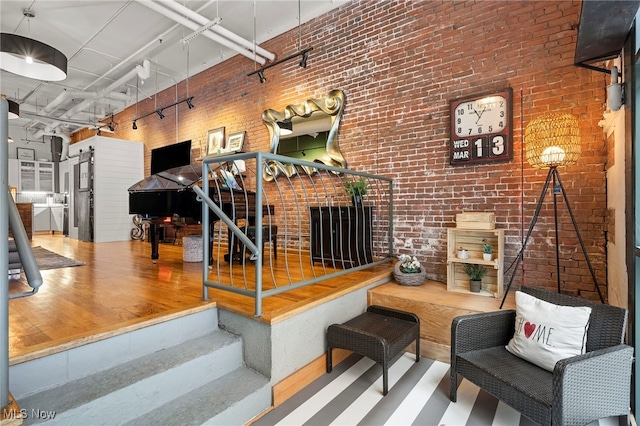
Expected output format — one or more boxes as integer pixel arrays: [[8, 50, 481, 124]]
[[50, 206, 64, 232], [310, 206, 373, 267], [34, 206, 51, 231], [19, 160, 54, 192], [33, 205, 65, 232]]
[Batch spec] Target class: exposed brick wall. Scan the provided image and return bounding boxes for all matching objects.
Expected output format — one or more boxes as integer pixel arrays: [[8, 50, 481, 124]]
[[74, 0, 608, 300]]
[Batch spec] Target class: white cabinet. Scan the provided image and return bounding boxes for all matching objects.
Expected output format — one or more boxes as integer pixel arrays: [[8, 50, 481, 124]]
[[34, 206, 51, 231], [50, 206, 64, 232], [33, 206, 65, 232], [19, 160, 54, 192]]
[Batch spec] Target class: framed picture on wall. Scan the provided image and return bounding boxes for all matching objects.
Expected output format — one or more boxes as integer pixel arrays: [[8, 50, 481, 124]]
[[79, 160, 90, 191], [226, 131, 245, 153], [17, 147, 35, 161], [206, 127, 225, 156]]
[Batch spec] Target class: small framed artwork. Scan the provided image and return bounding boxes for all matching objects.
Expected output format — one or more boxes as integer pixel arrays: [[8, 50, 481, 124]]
[[206, 127, 225, 156], [79, 160, 90, 191], [17, 147, 35, 161], [226, 131, 245, 153]]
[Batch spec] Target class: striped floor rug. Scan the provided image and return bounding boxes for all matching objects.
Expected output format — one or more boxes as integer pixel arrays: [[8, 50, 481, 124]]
[[254, 353, 621, 426]]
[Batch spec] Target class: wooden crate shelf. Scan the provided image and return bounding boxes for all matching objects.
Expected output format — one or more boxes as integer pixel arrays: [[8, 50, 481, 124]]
[[447, 228, 504, 297]]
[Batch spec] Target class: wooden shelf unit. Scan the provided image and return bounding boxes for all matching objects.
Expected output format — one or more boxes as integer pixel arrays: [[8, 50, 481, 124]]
[[447, 228, 504, 297]]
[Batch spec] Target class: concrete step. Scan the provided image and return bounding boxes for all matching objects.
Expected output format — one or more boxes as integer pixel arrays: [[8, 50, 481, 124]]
[[16, 329, 270, 425], [10, 307, 220, 400]]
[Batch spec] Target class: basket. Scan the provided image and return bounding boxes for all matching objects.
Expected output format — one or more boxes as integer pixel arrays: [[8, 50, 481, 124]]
[[393, 262, 426, 286]]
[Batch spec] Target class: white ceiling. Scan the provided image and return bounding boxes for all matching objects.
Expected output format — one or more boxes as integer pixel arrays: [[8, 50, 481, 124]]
[[1, 0, 346, 142]]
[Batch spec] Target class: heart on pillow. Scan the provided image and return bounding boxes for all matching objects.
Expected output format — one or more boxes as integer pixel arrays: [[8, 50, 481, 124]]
[[524, 322, 536, 338], [505, 291, 592, 371]]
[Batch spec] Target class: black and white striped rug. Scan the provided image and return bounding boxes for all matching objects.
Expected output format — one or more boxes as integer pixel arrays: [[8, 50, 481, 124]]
[[254, 353, 621, 426]]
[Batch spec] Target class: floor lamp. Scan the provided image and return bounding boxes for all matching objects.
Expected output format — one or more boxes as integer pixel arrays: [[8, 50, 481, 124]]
[[500, 112, 605, 308]]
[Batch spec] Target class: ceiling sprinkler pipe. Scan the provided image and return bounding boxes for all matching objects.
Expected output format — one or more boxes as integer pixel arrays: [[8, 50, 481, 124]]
[[158, 0, 275, 61], [138, 0, 266, 64]]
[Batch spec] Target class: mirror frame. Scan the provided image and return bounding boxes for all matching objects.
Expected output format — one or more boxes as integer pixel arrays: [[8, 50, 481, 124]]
[[262, 89, 346, 180]]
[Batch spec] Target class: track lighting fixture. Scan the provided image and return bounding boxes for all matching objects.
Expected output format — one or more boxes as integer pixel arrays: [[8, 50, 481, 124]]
[[247, 47, 313, 83], [131, 96, 194, 129]]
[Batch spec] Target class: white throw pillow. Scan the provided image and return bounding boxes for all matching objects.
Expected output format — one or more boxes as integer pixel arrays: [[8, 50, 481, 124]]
[[505, 291, 591, 371]]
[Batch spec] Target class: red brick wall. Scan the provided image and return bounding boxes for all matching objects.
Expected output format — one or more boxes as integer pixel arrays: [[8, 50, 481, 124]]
[[75, 0, 608, 299]]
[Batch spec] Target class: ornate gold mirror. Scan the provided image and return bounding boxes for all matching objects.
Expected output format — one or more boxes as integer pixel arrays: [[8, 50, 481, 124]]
[[262, 89, 346, 180]]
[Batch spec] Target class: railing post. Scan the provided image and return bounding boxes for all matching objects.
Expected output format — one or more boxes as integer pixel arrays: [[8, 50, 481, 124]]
[[1, 98, 11, 409], [201, 160, 210, 301], [254, 152, 263, 317]]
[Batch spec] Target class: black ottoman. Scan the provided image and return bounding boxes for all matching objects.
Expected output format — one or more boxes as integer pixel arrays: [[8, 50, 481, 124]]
[[326, 305, 420, 395]]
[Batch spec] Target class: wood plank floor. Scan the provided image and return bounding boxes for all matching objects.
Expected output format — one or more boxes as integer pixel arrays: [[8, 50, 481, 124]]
[[7, 233, 393, 365]]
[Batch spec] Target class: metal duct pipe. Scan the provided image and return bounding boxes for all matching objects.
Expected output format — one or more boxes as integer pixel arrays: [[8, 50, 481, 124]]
[[158, 0, 275, 61], [61, 59, 150, 120], [136, 0, 267, 65]]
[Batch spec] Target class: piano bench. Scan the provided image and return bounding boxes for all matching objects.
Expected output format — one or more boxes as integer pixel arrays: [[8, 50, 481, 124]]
[[244, 225, 278, 262]]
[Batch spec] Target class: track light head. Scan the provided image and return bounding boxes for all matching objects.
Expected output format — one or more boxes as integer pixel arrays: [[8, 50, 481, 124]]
[[132, 121, 137, 130], [186, 98, 194, 109], [157, 110, 165, 119], [299, 52, 308, 68], [258, 71, 266, 83]]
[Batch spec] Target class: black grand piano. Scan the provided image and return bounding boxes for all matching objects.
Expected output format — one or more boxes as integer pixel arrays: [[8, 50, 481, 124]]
[[128, 141, 270, 263]]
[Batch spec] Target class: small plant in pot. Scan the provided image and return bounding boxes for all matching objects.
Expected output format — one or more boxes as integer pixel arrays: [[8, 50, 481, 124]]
[[482, 242, 493, 261], [344, 176, 368, 205], [463, 263, 487, 293], [393, 254, 426, 286]]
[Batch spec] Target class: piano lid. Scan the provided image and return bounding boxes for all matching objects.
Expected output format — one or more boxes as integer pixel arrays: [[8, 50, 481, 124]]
[[128, 164, 202, 192]]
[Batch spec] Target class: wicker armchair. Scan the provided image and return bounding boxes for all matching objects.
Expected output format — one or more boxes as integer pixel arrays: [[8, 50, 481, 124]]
[[450, 286, 633, 426]]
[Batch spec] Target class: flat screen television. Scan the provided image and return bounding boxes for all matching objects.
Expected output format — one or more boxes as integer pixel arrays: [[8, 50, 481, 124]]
[[150, 140, 192, 175]]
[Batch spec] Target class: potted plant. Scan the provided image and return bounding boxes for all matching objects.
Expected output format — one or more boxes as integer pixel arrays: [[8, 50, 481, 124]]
[[482, 243, 493, 261], [393, 254, 426, 286], [344, 176, 368, 205], [463, 263, 487, 293]]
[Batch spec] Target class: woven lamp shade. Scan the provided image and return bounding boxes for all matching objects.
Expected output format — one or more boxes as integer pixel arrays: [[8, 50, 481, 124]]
[[524, 112, 581, 169]]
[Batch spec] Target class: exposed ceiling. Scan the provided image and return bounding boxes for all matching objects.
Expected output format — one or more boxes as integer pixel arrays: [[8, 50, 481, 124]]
[[1, 0, 347, 143]]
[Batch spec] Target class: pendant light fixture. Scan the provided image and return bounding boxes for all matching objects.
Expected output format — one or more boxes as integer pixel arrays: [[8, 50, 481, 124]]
[[0, 10, 68, 81]]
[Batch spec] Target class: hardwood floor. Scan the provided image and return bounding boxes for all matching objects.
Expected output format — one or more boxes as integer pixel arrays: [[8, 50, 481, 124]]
[[7, 233, 393, 365]]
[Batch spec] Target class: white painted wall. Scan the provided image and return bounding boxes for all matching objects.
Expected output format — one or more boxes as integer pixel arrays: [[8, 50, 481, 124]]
[[602, 89, 628, 309], [68, 136, 144, 243]]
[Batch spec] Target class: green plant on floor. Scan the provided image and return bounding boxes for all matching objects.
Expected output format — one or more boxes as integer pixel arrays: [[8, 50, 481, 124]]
[[463, 263, 488, 281]]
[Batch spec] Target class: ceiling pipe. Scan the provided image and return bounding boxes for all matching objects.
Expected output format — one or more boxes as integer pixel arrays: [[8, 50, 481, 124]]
[[157, 0, 275, 61], [60, 59, 150, 120], [135, 0, 267, 65]]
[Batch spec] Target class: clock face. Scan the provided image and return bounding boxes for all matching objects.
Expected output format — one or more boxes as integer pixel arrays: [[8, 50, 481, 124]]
[[453, 95, 508, 137], [449, 88, 513, 166]]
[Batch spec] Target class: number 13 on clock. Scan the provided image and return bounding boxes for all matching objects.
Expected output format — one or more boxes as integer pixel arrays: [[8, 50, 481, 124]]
[[449, 88, 513, 166]]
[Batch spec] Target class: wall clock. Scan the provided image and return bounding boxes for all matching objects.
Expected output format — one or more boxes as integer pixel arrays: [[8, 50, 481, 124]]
[[449, 88, 513, 166]]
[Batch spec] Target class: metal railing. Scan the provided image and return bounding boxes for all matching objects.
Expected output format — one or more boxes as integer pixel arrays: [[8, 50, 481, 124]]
[[194, 152, 393, 317]]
